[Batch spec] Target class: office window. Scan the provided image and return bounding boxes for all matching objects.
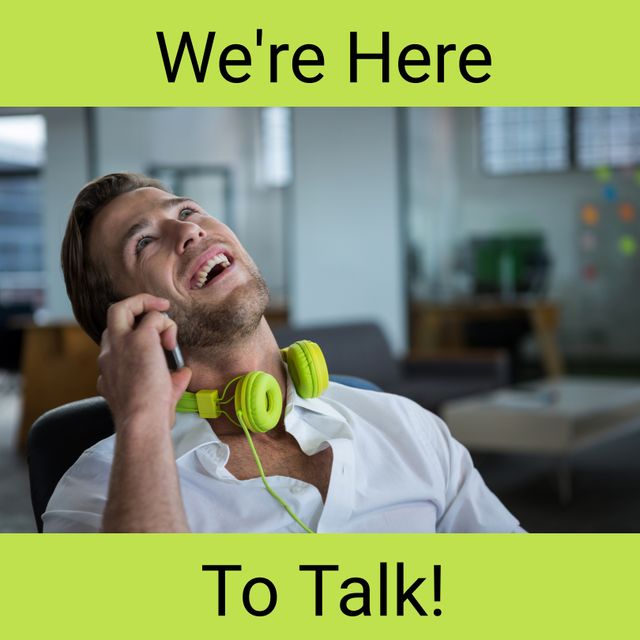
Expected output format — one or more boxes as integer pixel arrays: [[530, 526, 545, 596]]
[[480, 108, 570, 175], [258, 107, 292, 187], [0, 114, 46, 307], [0, 115, 46, 169], [576, 108, 640, 169], [480, 107, 640, 175]]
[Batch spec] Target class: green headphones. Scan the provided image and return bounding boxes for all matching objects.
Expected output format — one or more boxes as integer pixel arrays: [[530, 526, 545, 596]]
[[175, 340, 329, 433]]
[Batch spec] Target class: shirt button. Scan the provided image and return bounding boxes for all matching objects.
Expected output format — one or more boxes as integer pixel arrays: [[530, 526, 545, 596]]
[[291, 483, 305, 494]]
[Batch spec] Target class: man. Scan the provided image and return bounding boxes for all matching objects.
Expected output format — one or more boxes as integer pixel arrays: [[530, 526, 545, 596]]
[[43, 172, 523, 533]]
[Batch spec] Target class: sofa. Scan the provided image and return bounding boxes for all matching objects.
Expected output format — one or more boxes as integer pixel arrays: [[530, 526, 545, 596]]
[[273, 321, 509, 414]]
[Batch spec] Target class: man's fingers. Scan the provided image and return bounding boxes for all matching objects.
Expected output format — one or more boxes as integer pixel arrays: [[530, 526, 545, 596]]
[[134, 309, 177, 348], [171, 367, 192, 400], [159, 321, 178, 352], [107, 294, 170, 336]]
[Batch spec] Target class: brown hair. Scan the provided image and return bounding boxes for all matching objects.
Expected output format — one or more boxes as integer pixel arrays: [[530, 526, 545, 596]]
[[61, 173, 170, 344]]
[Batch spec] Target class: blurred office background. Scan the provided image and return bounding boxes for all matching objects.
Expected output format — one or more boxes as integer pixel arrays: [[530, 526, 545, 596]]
[[2, 107, 640, 532]]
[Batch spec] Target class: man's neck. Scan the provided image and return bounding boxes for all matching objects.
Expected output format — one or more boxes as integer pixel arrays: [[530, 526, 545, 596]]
[[183, 316, 286, 405]]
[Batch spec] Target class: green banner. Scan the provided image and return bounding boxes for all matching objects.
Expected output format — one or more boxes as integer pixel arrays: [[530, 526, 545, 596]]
[[1, 0, 639, 105], [2, 534, 636, 637]]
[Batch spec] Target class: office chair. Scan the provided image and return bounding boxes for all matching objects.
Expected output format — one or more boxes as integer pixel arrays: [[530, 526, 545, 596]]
[[27, 374, 381, 533]]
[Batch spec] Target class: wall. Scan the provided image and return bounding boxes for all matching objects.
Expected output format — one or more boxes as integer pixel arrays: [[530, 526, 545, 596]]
[[41, 108, 90, 319], [290, 108, 407, 354]]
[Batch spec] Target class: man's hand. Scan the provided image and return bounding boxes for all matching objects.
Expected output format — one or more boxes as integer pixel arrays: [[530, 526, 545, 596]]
[[97, 294, 192, 532], [97, 293, 192, 429]]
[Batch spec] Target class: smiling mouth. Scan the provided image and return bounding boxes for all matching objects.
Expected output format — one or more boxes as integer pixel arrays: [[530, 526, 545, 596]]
[[191, 252, 232, 289]]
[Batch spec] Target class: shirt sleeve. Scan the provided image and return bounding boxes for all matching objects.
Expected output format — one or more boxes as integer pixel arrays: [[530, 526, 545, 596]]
[[42, 449, 110, 533], [429, 415, 524, 533]]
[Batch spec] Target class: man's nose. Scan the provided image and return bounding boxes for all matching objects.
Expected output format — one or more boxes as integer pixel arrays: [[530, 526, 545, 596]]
[[168, 220, 205, 253]]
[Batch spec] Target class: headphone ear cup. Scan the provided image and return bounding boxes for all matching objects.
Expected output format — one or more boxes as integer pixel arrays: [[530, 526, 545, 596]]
[[286, 340, 329, 398], [235, 371, 282, 433]]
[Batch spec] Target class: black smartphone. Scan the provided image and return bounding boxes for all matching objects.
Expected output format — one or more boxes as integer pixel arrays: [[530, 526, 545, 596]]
[[162, 312, 185, 370], [165, 344, 185, 370]]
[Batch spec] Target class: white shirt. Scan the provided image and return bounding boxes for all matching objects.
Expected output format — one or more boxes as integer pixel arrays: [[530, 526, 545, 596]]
[[42, 379, 523, 533]]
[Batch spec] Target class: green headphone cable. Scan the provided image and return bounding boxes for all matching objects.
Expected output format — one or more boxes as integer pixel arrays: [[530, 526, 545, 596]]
[[234, 413, 315, 534], [213, 375, 315, 534]]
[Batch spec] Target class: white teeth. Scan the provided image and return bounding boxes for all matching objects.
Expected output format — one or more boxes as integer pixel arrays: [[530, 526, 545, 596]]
[[193, 253, 230, 288]]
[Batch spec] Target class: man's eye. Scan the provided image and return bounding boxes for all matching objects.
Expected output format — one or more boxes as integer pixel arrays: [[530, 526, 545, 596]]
[[178, 208, 195, 220], [135, 236, 153, 254]]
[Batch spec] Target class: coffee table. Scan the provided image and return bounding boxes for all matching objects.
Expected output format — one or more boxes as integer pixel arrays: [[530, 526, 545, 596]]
[[441, 377, 640, 502]]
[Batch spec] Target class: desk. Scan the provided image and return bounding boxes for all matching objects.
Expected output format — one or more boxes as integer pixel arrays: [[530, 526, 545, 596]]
[[18, 324, 100, 453], [410, 299, 564, 378]]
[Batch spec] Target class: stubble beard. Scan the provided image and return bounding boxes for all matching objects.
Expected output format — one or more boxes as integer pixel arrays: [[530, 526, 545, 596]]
[[169, 261, 270, 353]]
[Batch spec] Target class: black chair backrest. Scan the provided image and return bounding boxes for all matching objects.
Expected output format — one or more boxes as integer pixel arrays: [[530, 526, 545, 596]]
[[27, 397, 114, 533], [27, 375, 380, 533]]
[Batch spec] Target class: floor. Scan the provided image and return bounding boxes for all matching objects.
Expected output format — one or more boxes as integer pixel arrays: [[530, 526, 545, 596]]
[[475, 434, 640, 532], [2, 370, 640, 533]]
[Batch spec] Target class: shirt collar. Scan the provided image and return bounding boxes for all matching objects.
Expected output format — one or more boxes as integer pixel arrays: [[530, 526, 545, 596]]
[[172, 410, 220, 459], [285, 367, 350, 423]]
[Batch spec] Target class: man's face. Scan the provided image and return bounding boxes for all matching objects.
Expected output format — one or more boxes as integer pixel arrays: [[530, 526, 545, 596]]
[[89, 187, 269, 350]]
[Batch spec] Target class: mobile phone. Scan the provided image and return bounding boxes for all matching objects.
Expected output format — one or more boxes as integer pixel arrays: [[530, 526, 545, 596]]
[[165, 343, 185, 370], [161, 311, 185, 370]]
